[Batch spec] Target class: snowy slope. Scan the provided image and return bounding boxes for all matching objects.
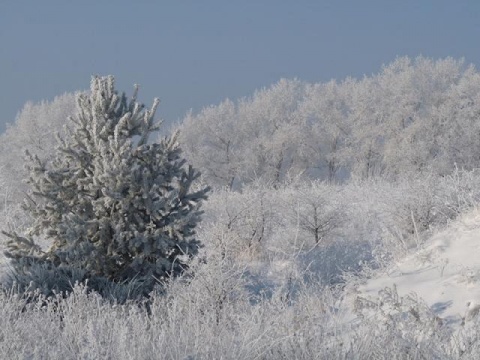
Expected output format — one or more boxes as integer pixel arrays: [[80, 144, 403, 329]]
[[356, 208, 480, 326]]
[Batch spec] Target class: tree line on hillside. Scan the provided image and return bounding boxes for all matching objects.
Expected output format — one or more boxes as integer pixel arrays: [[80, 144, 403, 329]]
[[178, 57, 480, 189]]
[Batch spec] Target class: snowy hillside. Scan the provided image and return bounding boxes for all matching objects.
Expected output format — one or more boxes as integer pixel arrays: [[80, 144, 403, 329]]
[[355, 207, 480, 327]]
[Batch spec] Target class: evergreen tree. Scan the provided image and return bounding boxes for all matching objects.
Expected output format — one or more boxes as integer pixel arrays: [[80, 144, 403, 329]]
[[3, 75, 210, 298]]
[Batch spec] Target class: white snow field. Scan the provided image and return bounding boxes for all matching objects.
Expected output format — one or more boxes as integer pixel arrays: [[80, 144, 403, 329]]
[[356, 207, 480, 327]]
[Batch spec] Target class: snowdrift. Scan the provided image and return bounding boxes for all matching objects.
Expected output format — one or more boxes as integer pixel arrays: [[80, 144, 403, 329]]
[[356, 207, 480, 326]]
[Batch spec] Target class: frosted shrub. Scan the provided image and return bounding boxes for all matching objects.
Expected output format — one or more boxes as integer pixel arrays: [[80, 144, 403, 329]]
[[2, 76, 209, 300], [201, 185, 282, 260], [435, 168, 480, 218], [353, 285, 458, 359], [282, 181, 344, 246], [341, 175, 466, 261], [377, 171, 480, 258]]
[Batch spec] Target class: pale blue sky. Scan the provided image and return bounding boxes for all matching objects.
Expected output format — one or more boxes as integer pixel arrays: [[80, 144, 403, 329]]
[[1, 0, 479, 132]]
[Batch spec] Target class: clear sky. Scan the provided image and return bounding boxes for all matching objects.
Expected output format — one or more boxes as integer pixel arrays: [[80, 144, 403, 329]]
[[1, 0, 479, 132]]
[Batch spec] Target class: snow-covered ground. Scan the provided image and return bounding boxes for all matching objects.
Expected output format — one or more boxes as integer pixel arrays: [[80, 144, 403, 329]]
[[356, 207, 480, 327]]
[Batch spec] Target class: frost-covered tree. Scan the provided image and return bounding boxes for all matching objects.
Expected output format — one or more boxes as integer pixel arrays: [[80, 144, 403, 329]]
[[379, 57, 465, 178], [239, 78, 307, 186], [429, 64, 480, 174], [298, 80, 353, 182], [284, 182, 343, 245], [0, 93, 77, 217], [178, 99, 242, 189], [3, 75, 209, 297]]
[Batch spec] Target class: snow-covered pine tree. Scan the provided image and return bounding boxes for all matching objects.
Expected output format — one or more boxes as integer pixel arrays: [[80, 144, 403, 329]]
[[3, 75, 210, 298]]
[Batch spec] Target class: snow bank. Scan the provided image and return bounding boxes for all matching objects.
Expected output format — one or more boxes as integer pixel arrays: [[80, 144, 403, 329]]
[[357, 207, 480, 326]]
